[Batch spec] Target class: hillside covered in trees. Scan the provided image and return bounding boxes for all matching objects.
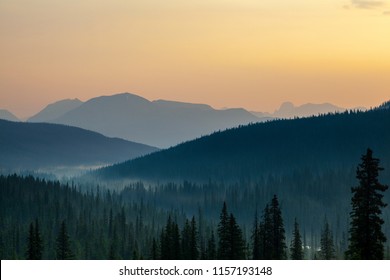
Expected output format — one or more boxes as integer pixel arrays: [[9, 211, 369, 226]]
[[1, 104, 390, 260], [0, 119, 158, 171], [1, 169, 389, 260], [96, 107, 390, 182]]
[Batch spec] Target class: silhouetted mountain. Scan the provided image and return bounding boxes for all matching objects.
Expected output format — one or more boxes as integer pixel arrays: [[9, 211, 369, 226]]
[[0, 109, 20, 122], [28, 98, 83, 122], [273, 102, 345, 118], [49, 93, 262, 148], [96, 107, 390, 182], [0, 119, 158, 171]]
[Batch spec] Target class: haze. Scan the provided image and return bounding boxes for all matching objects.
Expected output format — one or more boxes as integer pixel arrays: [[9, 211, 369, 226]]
[[1, 0, 390, 118]]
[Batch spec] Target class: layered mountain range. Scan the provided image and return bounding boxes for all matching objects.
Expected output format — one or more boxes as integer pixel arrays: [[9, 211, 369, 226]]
[[24, 93, 354, 148]]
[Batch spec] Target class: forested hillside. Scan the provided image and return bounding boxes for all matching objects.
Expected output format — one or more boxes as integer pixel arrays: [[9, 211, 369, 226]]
[[97, 107, 390, 182], [0, 120, 157, 171], [1, 174, 389, 260]]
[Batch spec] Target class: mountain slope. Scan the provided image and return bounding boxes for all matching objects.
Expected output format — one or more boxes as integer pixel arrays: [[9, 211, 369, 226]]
[[0, 109, 20, 122], [0, 119, 158, 171], [50, 93, 261, 148], [273, 102, 345, 118], [97, 107, 390, 182], [28, 98, 83, 122]]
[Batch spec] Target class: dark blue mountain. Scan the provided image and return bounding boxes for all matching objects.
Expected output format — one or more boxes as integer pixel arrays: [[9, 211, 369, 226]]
[[0, 119, 158, 171]]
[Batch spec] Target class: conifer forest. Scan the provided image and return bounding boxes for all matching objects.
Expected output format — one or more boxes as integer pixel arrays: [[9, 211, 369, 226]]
[[1, 108, 390, 260], [1, 148, 389, 260]]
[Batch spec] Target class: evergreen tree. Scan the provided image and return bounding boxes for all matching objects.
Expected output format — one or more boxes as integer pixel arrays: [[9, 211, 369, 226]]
[[320, 219, 335, 260], [346, 149, 388, 260], [217, 202, 230, 259], [228, 213, 245, 259], [181, 219, 192, 259], [217, 202, 245, 260], [160, 215, 181, 260], [26, 219, 43, 260], [290, 218, 303, 260], [258, 196, 287, 259], [189, 216, 199, 259], [56, 221, 74, 260], [206, 230, 216, 260], [270, 195, 287, 259], [150, 238, 159, 260], [251, 210, 261, 259], [26, 223, 36, 260]]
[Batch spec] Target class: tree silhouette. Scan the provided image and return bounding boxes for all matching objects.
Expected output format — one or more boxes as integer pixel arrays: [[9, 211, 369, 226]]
[[270, 195, 287, 259], [290, 218, 303, 260], [217, 202, 245, 259], [346, 149, 388, 259], [217, 202, 230, 259], [160, 215, 181, 260], [56, 221, 74, 260], [206, 230, 216, 260], [251, 210, 261, 259], [320, 219, 335, 260], [26, 219, 43, 260]]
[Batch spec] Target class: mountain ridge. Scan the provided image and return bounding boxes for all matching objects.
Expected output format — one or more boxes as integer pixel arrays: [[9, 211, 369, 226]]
[[28, 98, 83, 123], [95, 105, 390, 182], [48, 92, 262, 148], [0, 119, 158, 172], [0, 109, 20, 122]]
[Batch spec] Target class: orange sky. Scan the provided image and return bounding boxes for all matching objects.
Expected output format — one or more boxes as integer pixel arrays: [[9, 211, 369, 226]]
[[1, 0, 390, 118]]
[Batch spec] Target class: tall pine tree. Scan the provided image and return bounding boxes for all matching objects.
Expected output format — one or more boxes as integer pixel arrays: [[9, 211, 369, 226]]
[[217, 202, 230, 259], [56, 220, 74, 260], [26, 219, 43, 260], [346, 149, 388, 260], [270, 195, 287, 259], [217, 202, 245, 260], [258, 196, 287, 259], [320, 219, 335, 260], [290, 218, 303, 260]]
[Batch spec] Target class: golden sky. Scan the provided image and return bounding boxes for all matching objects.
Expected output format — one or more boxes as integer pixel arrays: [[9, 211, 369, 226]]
[[1, 0, 390, 118]]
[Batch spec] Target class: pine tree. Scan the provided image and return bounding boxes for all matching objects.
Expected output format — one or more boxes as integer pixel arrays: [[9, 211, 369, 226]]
[[56, 220, 74, 260], [290, 218, 303, 260], [206, 231, 216, 260], [181, 219, 192, 259], [270, 195, 287, 259], [258, 196, 287, 259], [228, 213, 245, 259], [320, 219, 335, 260], [251, 211, 261, 259], [160, 215, 181, 260], [189, 216, 199, 259], [26, 219, 43, 260], [150, 238, 159, 260], [258, 204, 272, 259], [217, 202, 230, 259], [217, 202, 245, 259], [346, 149, 388, 260], [26, 223, 36, 260]]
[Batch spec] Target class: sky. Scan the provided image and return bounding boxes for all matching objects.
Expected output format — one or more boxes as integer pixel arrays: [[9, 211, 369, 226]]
[[1, 0, 390, 118]]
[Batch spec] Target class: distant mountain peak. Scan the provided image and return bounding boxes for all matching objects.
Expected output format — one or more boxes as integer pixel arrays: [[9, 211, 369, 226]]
[[85, 92, 151, 106], [273, 101, 344, 118], [153, 99, 213, 111], [28, 98, 83, 123], [0, 109, 20, 122], [46, 92, 261, 148]]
